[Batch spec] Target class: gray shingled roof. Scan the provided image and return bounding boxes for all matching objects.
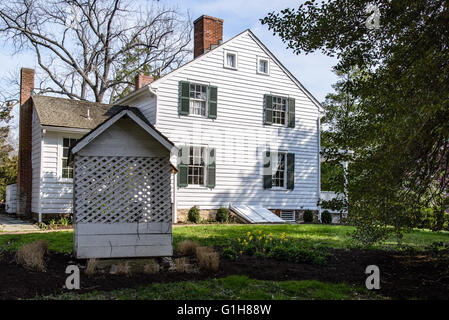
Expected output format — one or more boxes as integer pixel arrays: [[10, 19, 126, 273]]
[[32, 95, 117, 129]]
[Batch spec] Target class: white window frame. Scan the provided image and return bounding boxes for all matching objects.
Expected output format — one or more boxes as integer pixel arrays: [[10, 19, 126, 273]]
[[187, 145, 207, 188], [271, 95, 288, 126], [257, 56, 270, 75], [57, 135, 80, 181], [223, 49, 238, 70], [271, 151, 287, 190], [189, 83, 208, 117]]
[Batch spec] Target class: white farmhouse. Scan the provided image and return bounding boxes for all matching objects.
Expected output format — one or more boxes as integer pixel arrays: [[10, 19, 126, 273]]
[[11, 15, 323, 223]]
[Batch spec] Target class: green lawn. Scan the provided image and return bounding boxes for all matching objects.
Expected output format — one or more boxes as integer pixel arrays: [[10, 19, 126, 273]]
[[40, 275, 378, 300], [1, 224, 448, 253]]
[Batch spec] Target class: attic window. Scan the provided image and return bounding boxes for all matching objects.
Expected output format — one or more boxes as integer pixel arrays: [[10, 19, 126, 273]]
[[257, 57, 270, 75], [224, 50, 238, 70]]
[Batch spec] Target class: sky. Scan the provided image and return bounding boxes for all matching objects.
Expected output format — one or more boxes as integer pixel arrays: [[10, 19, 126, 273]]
[[0, 0, 339, 144]]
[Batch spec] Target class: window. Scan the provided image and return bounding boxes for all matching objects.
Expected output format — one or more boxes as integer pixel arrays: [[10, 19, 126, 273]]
[[62, 138, 78, 178], [224, 50, 238, 69], [272, 96, 287, 125], [189, 83, 207, 116], [257, 57, 269, 75], [272, 152, 286, 188], [263, 151, 295, 190], [188, 146, 206, 185]]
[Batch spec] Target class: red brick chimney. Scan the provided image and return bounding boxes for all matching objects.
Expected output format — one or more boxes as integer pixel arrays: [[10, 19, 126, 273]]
[[135, 74, 154, 90], [193, 15, 223, 58], [17, 68, 34, 217]]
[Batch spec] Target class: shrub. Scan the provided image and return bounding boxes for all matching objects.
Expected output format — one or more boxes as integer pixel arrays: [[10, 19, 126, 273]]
[[16, 240, 48, 272], [174, 257, 190, 273], [177, 240, 200, 255], [143, 259, 160, 274], [196, 246, 219, 271], [216, 207, 229, 223], [303, 210, 314, 223], [187, 206, 201, 223], [85, 258, 97, 276], [221, 247, 238, 261], [321, 210, 332, 224], [116, 261, 131, 276]]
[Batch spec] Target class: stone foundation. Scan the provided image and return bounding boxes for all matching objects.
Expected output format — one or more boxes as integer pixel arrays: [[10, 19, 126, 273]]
[[177, 209, 218, 223]]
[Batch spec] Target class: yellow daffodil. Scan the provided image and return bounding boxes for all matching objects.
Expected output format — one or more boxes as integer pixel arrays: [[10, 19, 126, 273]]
[[258, 230, 262, 234]]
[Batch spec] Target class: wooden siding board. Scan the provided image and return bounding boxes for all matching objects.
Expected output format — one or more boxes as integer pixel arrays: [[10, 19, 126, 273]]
[[146, 32, 321, 211], [31, 109, 42, 213], [40, 131, 84, 214]]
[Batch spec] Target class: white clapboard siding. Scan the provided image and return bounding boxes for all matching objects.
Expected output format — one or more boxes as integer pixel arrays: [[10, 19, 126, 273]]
[[75, 221, 173, 258], [31, 109, 42, 213], [5, 183, 17, 214], [39, 130, 84, 214], [133, 31, 321, 210]]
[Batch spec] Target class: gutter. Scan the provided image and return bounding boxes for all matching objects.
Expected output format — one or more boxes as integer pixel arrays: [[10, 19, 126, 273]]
[[114, 84, 157, 106]]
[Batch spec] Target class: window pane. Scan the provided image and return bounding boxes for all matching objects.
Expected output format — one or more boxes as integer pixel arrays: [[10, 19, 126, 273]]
[[188, 146, 205, 185], [272, 153, 286, 187], [63, 138, 70, 147], [227, 54, 235, 67], [259, 60, 267, 73]]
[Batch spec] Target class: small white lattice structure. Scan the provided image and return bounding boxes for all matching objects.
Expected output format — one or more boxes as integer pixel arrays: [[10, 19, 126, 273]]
[[75, 156, 172, 224], [71, 109, 175, 259]]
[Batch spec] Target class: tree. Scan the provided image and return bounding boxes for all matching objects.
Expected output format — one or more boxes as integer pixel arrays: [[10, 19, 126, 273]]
[[262, 0, 449, 243], [0, 0, 191, 105], [0, 126, 17, 203]]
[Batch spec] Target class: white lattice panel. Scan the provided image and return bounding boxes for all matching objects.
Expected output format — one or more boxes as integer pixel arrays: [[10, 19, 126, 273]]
[[74, 156, 172, 224]]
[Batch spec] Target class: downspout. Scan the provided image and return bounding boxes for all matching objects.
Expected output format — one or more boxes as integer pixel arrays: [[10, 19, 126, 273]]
[[317, 116, 322, 222], [38, 128, 46, 224], [173, 171, 178, 224]]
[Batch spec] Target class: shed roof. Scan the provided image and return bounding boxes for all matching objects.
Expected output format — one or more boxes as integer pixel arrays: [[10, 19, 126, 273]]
[[32, 95, 115, 129]]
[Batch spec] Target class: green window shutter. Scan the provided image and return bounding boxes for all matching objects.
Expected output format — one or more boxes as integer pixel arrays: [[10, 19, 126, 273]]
[[177, 146, 189, 187], [287, 153, 295, 190], [263, 150, 272, 189], [264, 94, 273, 125], [206, 148, 216, 188], [179, 81, 190, 115], [208, 86, 218, 119], [288, 97, 295, 128]]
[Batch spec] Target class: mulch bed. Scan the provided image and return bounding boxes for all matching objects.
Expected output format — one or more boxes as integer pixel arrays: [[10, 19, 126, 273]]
[[1, 248, 448, 300]]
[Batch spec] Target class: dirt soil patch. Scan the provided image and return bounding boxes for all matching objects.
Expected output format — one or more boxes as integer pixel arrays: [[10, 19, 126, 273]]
[[0, 248, 448, 300]]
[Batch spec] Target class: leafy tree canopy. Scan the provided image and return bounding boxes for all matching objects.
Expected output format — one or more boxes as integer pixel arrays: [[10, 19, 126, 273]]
[[262, 0, 449, 243]]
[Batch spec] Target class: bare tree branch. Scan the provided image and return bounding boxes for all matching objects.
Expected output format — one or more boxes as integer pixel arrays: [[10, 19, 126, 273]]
[[0, 0, 192, 103]]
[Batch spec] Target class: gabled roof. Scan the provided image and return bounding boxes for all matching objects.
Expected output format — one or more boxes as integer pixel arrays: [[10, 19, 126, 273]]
[[71, 106, 175, 155], [117, 29, 323, 112], [32, 95, 113, 129]]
